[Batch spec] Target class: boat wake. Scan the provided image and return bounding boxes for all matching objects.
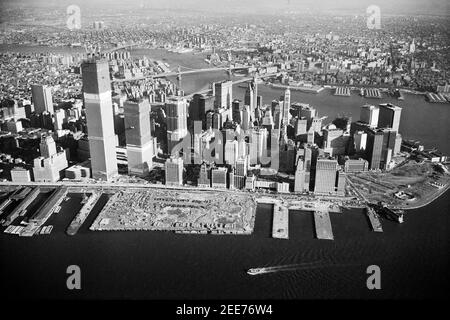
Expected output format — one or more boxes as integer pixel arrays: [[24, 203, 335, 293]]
[[247, 261, 356, 275]]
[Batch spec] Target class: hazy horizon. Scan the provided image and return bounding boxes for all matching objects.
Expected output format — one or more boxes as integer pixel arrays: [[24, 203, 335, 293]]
[[1, 0, 449, 16]]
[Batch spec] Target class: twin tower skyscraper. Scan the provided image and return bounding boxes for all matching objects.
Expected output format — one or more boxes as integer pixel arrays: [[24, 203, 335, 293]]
[[82, 58, 153, 181]]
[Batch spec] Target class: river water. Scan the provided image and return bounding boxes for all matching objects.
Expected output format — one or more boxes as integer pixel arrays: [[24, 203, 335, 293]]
[[0, 47, 449, 299]]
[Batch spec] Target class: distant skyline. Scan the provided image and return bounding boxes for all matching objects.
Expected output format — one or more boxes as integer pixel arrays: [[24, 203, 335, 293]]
[[1, 0, 449, 16]]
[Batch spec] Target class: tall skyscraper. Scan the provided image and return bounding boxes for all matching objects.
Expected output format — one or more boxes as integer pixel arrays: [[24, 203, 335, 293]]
[[166, 97, 188, 154], [124, 99, 153, 176], [214, 81, 233, 110], [360, 104, 379, 128], [282, 89, 291, 126], [366, 128, 397, 170], [81, 59, 118, 181], [244, 83, 254, 113], [378, 103, 402, 132], [39, 134, 57, 158], [32, 84, 54, 114], [232, 99, 242, 124]]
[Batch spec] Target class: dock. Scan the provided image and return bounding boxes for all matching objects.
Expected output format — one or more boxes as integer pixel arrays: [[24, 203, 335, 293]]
[[67, 192, 101, 235], [272, 203, 289, 239], [314, 211, 334, 240], [20, 187, 68, 237], [334, 87, 351, 96], [3, 187, 40, 226], [366, 207, 383, 232]]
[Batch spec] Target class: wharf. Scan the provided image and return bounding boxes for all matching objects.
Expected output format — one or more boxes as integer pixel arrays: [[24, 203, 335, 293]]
[[314, 211, 334, 240], [21, 187, 68, 237], [272, 203, 289, 239], [67, 192, 101, 235], [334, 87, 351, 96], [366, 207, 383, 232], [3, 187, 40, 226]]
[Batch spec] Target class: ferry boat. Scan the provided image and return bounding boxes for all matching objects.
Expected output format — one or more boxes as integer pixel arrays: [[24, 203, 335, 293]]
[[247, 268, 268, 275]]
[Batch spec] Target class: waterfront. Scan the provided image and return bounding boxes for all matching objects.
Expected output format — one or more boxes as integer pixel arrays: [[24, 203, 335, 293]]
[[0, 46, 449, 299], [0, 190, 448, 299]]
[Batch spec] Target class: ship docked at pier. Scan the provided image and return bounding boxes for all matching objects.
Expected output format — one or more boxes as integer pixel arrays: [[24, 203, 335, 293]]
[[374, 202, 404, 223]]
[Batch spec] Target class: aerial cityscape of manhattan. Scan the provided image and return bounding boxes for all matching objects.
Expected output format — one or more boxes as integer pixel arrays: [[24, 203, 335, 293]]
[[0, 0, 449, 301]]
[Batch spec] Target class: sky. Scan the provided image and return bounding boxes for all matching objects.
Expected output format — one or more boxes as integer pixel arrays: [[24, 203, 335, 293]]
[[2, 0, 449, 16]]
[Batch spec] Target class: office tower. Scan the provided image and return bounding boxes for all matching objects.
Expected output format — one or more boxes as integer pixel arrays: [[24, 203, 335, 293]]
[[310, 117, 323, 133], [82, 58, 118, 181], [244, 83, 254, 113], [249, 128, 268, 165], [336, 172, 346, 195], [39, 134, 57, 158], [166, 97, 188, 154], [366, 128, 397, 170], [242, 105, 251, 131], [323, 124, 347, 156], [261, 108, 274, 132], [307, 126, 315, 144], [272, 101, 282, 130], [282, 89, 291, 126], [189, 94, 214, 123], [366, 129, 384, 170], [54, 109, 66, 131], [314, 159, 338, 194], [295, 117, 308, 136], [378, 103, 402, 132], [211, 167, 228, 188], [232, 99, 242, 124], [165, 156, 184, 186], [235, 156, 248, 177], [360, 104, 379, 128], [257, 96, 262, 108], [31, 84, 54, 114], [294, 159, 308, 193], [214, 81, 233, 110], [124, 99, 153, 176], [353, 131, 368, 152], [224, 139, 238, 166], [252, 77, 258, 110], [279, 138, 296, 173], [197, 162, 211, 187], [33, 135, 68, 182]]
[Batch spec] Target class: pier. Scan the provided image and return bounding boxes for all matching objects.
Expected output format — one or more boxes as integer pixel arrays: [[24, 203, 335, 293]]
[[313, 211, 334, 240], [67, 192, 101, 235], [366, 207, 383, 232], [21, 187, 68, 237], [364, 88, 382, 99], [272, 203, 289, 239], [3, 187, 40, 226], [334, 86, 351, 96]]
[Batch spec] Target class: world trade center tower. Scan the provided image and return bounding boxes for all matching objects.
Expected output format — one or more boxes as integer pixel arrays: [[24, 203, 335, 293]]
[[81, 58, 118, 181]]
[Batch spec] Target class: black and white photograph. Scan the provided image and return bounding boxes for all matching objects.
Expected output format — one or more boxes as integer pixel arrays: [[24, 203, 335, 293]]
[[0, 0, 448, 312]]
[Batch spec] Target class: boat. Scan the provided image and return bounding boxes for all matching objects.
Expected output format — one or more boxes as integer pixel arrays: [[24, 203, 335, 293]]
[[375, 202, 404, 223], [247, 268, 268, 275]]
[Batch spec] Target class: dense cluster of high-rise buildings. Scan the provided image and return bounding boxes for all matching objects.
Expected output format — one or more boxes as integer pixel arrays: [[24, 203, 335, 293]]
[[0, 53, 410, 198]]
